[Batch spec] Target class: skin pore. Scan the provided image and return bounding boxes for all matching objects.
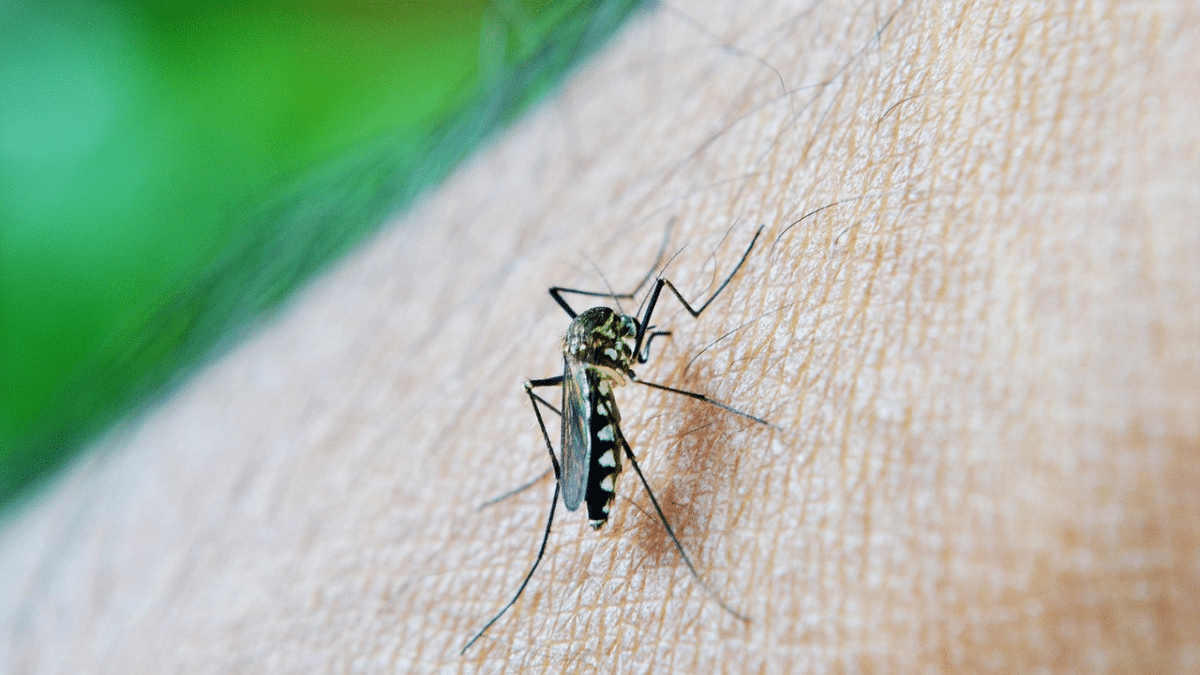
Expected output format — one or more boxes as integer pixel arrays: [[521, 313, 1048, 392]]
[[1, 0, 1196, 672]]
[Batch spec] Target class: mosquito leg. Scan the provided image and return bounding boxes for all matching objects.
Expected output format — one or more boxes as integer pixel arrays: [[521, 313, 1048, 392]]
[[525, 390, 560, 416], [527, 375, 564, 392], [638, 330, 672, 362], [461, 378, 567, 654], [478, 469, 554, 509], [524, 377, 565, 482], [477, 383, 563, 508], [633, 377, 772, 427], [634, 225, 763, 358], [461, 483, 560, 655], [611, 424, 750, 623]]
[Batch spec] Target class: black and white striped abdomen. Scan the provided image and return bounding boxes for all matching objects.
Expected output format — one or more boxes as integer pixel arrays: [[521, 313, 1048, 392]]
[[585, 372, 623, 529]]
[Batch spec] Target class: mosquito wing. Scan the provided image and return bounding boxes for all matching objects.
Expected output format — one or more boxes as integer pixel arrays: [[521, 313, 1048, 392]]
[[559, 355, 591, 511]]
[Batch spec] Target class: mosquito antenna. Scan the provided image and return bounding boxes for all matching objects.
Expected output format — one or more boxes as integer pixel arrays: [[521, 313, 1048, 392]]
[[582, 253, 628, 316], [578, 218, 678, 317]]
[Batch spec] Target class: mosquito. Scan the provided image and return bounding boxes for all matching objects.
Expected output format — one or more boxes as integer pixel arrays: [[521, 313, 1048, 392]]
[[462, 224, 768, 654]]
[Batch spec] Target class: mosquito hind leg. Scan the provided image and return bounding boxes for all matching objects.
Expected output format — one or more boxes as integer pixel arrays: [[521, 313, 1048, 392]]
[[611, 424, 749, 623], [460, 376, 568, 654], [461, 482, 560, 654]]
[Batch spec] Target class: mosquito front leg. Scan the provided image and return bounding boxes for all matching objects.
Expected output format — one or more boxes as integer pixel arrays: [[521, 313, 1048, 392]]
[[632, 225, 763, 360]]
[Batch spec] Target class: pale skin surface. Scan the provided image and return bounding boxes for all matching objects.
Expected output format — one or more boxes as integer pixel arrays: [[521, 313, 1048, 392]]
[[1, 0, 1197, 672]]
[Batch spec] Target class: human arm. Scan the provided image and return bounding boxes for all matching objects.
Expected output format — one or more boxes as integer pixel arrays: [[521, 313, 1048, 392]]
[[1, 0, 1196, 672]]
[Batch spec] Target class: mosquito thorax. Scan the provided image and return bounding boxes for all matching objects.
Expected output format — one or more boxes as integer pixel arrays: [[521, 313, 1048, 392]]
[[562, 307, 637, 383]]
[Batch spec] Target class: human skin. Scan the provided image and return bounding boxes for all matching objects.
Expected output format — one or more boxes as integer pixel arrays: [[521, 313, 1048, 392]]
[[1, 0, 1197, 673]]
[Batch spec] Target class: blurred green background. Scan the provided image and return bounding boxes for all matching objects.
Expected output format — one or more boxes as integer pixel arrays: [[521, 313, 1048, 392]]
[[0, 0, 647, 511]]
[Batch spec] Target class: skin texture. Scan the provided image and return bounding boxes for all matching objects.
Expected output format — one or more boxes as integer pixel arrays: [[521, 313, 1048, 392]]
[[2, 0, 1197, 672]]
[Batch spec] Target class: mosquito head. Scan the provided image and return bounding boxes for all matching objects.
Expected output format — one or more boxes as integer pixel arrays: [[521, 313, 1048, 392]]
[[563, 307, 637, 381]]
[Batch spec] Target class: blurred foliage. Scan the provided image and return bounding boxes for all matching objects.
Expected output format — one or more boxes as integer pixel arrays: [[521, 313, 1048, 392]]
[[0, 0, 649, 511]]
